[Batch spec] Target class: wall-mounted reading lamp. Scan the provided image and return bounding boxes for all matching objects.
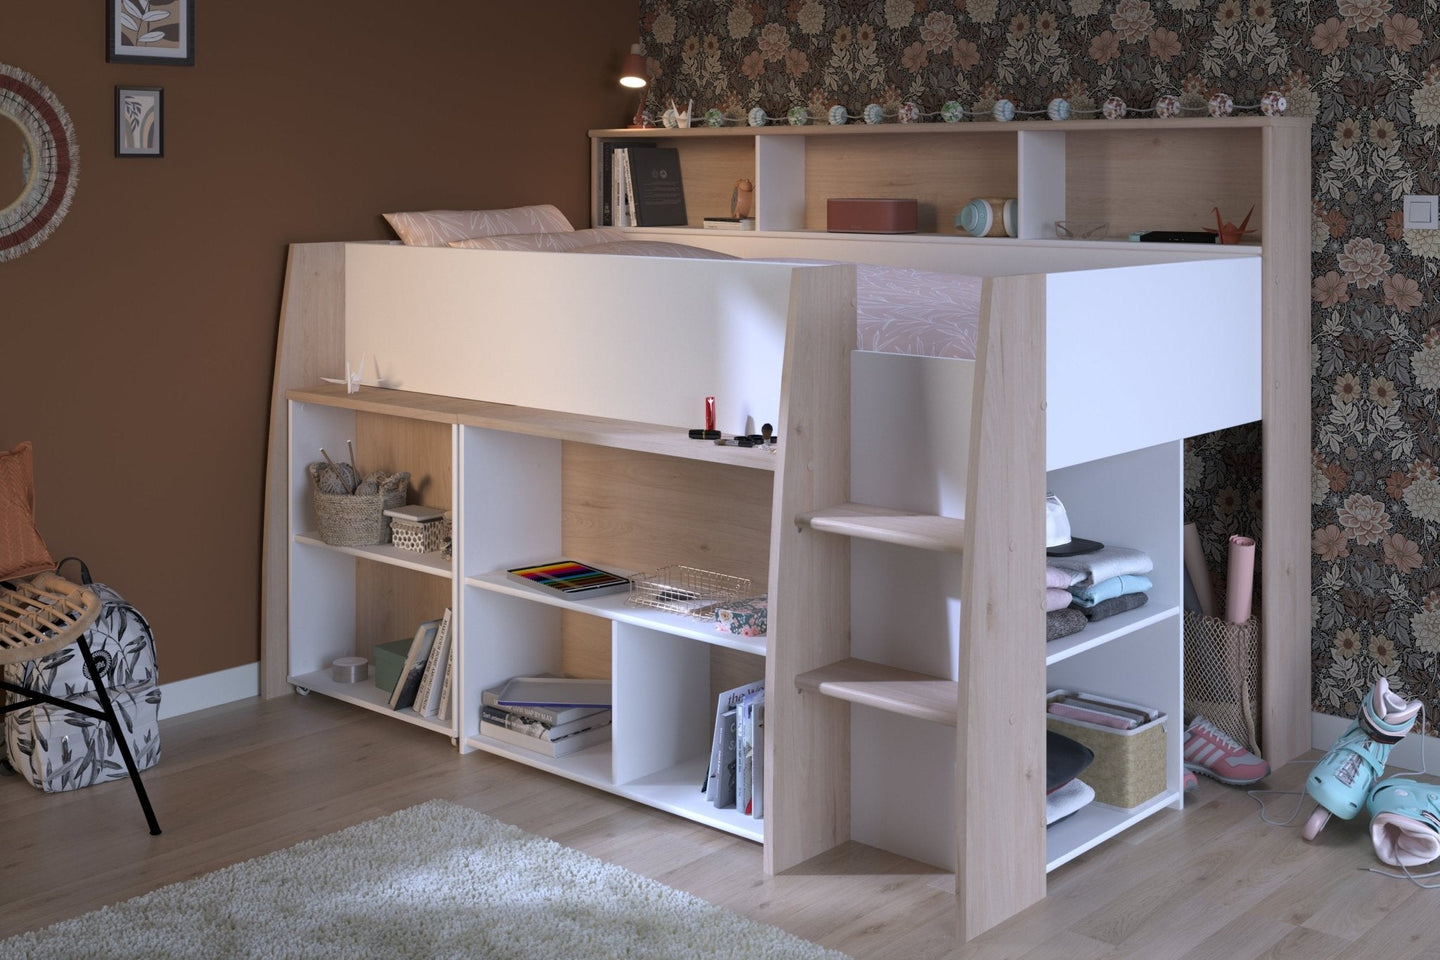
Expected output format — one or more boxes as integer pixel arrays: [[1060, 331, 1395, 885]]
[[620, 43, 648, 128]]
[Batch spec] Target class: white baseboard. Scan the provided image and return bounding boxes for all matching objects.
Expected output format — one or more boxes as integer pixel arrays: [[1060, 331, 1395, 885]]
[[157, 662, 259, 720], [1312, 710, 1440, 775]]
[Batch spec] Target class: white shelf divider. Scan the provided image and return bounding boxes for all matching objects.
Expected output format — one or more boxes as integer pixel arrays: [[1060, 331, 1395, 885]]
[[294, 533, 452, 577], [288, 668, 454, 736]]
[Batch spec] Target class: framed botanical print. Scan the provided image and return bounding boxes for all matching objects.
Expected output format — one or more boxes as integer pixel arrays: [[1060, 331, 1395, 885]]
[[107, 0, 194, 65], [115, 86, 164, 158]]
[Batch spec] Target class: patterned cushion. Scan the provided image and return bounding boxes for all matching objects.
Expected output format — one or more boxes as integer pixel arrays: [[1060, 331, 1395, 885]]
[[447, 228, 627, 252], [383, 205, 574, 246], [0, 441, 56, 581]]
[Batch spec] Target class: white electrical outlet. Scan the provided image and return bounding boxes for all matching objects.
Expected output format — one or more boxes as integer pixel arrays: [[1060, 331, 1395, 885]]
[[1403, 194, 1438, 230]]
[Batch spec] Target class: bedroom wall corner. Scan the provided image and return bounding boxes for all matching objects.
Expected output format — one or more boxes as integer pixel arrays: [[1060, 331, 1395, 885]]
[[1, 2, 640, 691]]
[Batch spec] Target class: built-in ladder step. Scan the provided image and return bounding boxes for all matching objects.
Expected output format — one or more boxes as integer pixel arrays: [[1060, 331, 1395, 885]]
[[794, 657, 958, 725], [797, 502, 965, 552]]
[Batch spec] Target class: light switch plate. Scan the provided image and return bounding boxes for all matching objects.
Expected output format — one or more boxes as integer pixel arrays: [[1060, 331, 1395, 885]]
[[1403, 194, 1438, 230]]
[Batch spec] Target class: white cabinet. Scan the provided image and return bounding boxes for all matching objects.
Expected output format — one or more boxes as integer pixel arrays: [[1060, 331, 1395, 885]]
[[1042, 441, 1184, 870], [793, 418, 1186, 876], [285, 389, 772, 842], [285, 398, 456, 738]]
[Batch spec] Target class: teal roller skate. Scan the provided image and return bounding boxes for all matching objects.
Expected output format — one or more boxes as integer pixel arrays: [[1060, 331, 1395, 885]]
[[1302, 677, 1421, 841], [1366, 778, 1440, 868]]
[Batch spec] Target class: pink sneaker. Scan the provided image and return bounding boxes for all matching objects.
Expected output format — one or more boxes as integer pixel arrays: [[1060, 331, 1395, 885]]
[[1184, 715, 1269, 786]]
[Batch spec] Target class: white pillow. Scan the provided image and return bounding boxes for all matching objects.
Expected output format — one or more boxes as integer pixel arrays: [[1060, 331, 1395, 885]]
[[383, 204, 573, 246]]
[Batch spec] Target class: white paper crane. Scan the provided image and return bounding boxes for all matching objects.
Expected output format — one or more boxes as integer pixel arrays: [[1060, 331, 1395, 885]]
[[321, 354, 383, 394]]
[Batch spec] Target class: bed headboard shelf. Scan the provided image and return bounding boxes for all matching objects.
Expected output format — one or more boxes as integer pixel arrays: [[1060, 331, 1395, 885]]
[[590, 115, 1308, 241]]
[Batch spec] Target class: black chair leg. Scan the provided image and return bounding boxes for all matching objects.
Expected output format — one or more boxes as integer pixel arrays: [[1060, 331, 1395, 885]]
[[76, 636, 162, 835]]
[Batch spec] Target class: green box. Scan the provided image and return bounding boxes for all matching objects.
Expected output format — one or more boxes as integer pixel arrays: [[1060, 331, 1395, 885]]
[[373, 638, 412, 694]]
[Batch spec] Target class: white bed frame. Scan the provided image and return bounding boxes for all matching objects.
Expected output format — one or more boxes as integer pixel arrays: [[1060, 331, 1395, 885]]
[[262, 237, 1270, 937]]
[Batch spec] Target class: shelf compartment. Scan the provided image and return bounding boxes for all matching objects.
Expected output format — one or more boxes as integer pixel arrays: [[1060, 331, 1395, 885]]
[[466, 738, 762, 842], [287, 669, 454, 736], [798, 503, 965, 552], [795, 657, 957, 725], [295, 532, 453, 577], [291, 384, 779, 472], [1044, 602, 1181, 666], [466, 569, 767, 657], [1045, 789, 1180, 872]]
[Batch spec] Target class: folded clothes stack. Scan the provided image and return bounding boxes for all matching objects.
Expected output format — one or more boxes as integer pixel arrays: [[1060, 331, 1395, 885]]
[[1044, 545, 1155, 640]]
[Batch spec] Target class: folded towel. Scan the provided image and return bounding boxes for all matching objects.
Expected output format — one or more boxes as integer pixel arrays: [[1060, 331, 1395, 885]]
[[1081, 590, 1149, 622], [1046, 607, 1088, 641], [1070, 574, 1153, 608], [1046, 587, 1074, 611], [1046, 778, 1095, 825], [1048, 545, 1154, 588]]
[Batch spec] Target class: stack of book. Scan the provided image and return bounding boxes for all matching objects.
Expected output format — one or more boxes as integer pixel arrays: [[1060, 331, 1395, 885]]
[[389, 607, 455, 722], [702, 680, 765, 818], [479, 676, 612, 757], [610, 145, 687, 227]]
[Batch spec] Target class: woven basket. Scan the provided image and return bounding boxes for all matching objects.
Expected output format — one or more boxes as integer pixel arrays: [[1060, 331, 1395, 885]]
[[1046, 690, 1167, 809], [309, 468, 410, 547]]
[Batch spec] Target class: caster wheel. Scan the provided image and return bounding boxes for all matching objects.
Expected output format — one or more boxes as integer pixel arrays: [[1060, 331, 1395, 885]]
[[293, 685, 311, 696], [1301, 804, 1331, 841]]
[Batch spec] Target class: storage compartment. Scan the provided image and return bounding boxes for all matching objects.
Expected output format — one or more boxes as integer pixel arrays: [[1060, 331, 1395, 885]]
[[1183, 611, 1261, 755], [1046, 689, 1166, 809]]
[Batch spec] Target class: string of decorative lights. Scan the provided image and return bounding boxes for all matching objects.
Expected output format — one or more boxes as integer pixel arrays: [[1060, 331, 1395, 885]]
[[655, 91, 1287, 129]]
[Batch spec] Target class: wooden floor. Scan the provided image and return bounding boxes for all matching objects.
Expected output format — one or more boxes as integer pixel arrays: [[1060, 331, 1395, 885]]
[[1, 694, 1435, 959]]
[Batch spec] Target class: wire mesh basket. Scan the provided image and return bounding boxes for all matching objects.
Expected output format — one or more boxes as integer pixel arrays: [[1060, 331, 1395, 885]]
[[626, 565, 752, 618]]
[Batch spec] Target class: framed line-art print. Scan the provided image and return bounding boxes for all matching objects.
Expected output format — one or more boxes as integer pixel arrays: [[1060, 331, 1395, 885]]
[[107, 0, 194, 65], [116, 86, 163, 158]]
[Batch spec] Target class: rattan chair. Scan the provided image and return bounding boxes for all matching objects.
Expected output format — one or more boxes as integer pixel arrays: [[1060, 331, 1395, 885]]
[[0, 571, 161, 834]]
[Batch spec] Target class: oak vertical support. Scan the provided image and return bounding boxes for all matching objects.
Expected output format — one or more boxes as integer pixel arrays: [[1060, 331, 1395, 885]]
[[261, 243, 348, 698], [956, 273, 1048, 938], [1258, 123, 1313, 766], [764, 264, 857, 874]]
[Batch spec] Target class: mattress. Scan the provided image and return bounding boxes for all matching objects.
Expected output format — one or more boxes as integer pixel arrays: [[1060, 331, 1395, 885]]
[[852, 262, 980, 360]]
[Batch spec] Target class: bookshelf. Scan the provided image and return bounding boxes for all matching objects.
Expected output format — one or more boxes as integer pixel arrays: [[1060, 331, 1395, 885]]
[[285, 384, 770, 843]]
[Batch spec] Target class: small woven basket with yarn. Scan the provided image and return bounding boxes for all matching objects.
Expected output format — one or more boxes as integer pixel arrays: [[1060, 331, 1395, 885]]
[[308, 462, 410, 547]]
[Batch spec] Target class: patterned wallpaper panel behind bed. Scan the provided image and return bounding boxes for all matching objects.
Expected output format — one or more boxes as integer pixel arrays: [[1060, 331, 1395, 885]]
[[634, 0, 1440, 729]]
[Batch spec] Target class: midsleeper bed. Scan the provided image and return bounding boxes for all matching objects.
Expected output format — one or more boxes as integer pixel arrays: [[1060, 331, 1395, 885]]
[[261, 226, 1269, 937]]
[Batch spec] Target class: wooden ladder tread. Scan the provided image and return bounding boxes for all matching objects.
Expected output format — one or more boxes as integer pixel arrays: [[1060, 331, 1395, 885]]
[[797, 502, 965, 552], [794, 657, 958, 725]]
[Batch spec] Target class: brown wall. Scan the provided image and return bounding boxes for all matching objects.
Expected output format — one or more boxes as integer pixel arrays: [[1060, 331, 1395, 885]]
[[1, 3, 638, 683]]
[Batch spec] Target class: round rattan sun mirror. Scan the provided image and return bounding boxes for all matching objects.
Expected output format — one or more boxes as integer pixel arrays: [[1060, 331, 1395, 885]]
[[0, 63, 78, 262]]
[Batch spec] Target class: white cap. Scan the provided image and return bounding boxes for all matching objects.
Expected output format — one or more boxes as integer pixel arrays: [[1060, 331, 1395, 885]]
[[1045, 493, 1071, 549], [1045, 493, 1104, 556]]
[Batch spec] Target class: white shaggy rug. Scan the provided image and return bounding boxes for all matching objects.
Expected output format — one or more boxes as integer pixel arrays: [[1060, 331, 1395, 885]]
[[0, 799, 849, 960]]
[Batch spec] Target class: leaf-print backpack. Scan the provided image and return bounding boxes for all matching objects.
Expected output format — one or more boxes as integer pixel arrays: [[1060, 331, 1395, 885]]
[[3, 557, 162, 792]]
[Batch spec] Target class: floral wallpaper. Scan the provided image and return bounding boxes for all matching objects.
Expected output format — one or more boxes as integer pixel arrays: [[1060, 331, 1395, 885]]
[[636, 0, 1440, 731]]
